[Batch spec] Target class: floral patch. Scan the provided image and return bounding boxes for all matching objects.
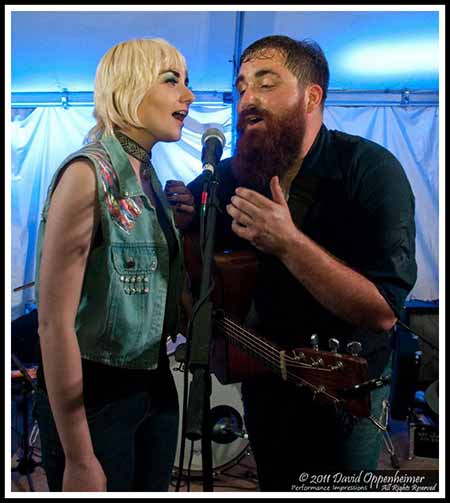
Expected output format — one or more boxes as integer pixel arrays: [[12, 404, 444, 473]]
[[85, 147, 143, 233]]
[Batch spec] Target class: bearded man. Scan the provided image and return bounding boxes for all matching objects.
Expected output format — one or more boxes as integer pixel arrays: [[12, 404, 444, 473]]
[[165, 35, 417, 491]]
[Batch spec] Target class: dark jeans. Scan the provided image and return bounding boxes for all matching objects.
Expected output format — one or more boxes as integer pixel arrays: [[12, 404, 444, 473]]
[[32, 366, 179, 492], [242, 359, 392, 491]]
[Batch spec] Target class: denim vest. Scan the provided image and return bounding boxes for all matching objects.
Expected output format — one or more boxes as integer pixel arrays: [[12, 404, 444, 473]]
[[35, 134, 184, 369]]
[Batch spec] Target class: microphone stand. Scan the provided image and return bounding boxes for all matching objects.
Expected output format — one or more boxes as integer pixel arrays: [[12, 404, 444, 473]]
[[185, 170, 219, 491]]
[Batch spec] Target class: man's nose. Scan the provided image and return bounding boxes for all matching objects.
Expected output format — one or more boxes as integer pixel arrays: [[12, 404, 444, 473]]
[[238, 87, 257, 113]]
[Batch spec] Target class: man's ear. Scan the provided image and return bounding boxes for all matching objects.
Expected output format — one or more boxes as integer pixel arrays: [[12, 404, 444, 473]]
[[306, 84, 323, 113]]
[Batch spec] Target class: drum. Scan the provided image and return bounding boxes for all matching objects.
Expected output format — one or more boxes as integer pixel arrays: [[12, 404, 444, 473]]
[[168, 336, 249, 475]]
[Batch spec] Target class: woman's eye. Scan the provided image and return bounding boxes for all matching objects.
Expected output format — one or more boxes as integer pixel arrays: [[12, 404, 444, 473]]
[[165, 77, 178, 85]]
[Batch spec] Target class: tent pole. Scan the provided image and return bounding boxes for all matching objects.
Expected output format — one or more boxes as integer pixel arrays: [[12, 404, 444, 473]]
[[231, 11, 245, 153]]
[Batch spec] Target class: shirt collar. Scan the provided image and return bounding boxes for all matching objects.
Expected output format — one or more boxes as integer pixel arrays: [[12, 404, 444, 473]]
[[299, 124, 342, 180], [100, 133, 144, 197]]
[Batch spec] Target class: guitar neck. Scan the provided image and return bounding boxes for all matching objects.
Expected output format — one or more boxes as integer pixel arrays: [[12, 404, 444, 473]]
[[214, 314, 366, 411], [215, 314, 295, 384]]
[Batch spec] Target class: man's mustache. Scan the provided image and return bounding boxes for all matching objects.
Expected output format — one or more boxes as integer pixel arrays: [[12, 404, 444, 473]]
[[237, 106, 271, 133]]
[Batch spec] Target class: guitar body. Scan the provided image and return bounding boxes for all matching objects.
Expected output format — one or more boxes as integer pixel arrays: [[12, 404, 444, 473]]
[[183, 234, 371, 417]]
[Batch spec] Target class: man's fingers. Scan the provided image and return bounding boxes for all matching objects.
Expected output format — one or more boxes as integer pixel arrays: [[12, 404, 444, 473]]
[[227, 204, 252, 227], [226, 203, 251, 225], [235, 186, 274, 209], [270, 176, 288, 206], [167, 193, 193, 204], [231, 219, 251, 239], [229, 195, 264, 223], [176, 204, 195, 214]]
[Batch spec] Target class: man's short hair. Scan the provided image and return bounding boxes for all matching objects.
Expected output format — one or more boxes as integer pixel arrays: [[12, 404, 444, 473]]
[[240, 35, 329, 106]]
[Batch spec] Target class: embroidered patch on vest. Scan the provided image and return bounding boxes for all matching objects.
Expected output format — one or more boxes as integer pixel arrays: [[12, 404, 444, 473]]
[[85, 146, 144, 233]]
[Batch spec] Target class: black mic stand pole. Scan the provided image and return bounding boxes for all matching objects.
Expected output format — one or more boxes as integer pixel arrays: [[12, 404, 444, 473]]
[[185, 171, 219, 491]]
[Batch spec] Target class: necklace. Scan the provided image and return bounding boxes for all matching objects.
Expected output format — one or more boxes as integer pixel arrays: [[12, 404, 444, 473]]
[[115, 130, 153, 181]]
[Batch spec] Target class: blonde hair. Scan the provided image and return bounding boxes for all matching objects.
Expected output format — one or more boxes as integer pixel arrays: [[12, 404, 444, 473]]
[[87, 38, 187, 142]]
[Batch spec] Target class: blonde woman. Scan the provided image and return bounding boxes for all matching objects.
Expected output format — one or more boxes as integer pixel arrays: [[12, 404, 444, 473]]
[[33, 38, 195, 492]]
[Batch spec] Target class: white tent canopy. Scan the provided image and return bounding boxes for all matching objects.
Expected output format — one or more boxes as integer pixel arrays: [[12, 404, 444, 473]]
[[11, 9, 439, 95]]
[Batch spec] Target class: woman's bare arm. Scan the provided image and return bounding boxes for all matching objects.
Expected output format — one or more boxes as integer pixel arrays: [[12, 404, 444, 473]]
[[38, 159, 106, 490]]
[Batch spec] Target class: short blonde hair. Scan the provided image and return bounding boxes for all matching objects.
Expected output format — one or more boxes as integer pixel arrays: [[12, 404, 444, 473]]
[[88, 38, 187, 142]]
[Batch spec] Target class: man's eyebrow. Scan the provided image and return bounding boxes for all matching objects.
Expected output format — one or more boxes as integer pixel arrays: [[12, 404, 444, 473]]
[[234, 69, 281, 87]]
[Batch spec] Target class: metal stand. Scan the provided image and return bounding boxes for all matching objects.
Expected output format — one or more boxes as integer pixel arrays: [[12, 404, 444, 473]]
[[184, 172, 220, 491], [11, 354, 41, 491], [368, 399, 400, 469]]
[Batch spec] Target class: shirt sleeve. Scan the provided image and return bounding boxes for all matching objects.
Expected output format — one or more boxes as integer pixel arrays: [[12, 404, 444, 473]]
[[352, 150, 418, 317]]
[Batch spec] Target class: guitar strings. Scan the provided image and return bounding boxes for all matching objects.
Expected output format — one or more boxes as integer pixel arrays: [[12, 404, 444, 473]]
[[218, 317, 332, 371], [218, 317, 317, 373], [215, 318, 281, 369], [216, 318, 338, 400]]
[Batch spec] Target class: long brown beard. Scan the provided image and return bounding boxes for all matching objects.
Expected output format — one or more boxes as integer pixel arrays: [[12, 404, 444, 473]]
[[232, 102, 306, 194]]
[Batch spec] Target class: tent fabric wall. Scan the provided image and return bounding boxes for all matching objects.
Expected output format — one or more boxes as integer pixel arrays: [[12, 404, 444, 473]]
[[10, 103, 438, 319]]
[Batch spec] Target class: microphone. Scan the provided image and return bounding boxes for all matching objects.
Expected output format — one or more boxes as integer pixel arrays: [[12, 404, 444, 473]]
[[200, 128, 225, 216], [201, 128, 225, 176]]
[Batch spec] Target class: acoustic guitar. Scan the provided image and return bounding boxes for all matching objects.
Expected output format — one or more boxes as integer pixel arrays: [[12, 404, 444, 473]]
[[183, 234, 371, 418]]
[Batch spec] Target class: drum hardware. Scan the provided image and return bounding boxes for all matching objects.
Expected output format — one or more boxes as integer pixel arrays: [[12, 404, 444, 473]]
[[168, 336, 249, 478], [368, 399, 400, 469], [13, 281, 35, 292], [166, 334, 187, 360], [175, 343, 187, 364], [11, 354, 41, 491], [425, 380, 438, 416], [210, 405, 249, 444]]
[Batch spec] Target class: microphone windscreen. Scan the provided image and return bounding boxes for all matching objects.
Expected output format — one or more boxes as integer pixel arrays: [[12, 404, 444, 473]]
[[201, 128, 226, 148]]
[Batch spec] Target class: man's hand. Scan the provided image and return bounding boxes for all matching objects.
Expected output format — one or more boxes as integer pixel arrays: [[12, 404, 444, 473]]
[[164, 180, 195, 232], [226, 176, 298, 257]]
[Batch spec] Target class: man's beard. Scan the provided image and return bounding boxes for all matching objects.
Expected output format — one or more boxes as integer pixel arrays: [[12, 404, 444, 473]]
[[231, 102, 306, 194]]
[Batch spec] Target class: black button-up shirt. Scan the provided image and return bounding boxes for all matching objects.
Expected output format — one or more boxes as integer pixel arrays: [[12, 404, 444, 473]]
[[188, 125, 417, 378]]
